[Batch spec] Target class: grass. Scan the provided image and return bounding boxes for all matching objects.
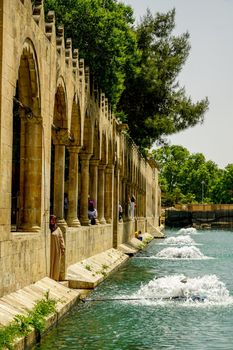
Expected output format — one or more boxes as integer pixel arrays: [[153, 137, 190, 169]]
[[85, 264, 92, 271], [0, 291, 57, 350]]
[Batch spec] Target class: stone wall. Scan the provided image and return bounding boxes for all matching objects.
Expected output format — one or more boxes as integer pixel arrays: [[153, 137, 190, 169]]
[[0, 0, 160, 297]]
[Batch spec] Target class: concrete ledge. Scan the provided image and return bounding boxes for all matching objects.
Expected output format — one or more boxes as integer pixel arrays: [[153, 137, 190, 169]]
[[141, 232, 154, 242], [118, 232, 154, 255], [117, 242, 138, 255], [66, 248, 129, 289], [0, 238, 154, 349], [0, 277, 80, 349], [153, 226, 166, 238]]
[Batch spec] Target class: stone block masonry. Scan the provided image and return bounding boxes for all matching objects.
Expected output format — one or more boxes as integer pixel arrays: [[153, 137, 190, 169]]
[[0, 0, 161, 299]]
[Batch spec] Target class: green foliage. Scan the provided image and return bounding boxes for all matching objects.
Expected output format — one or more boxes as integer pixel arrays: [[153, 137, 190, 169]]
[[44, 2, 209, 150], [44, 0, 140, 107], [138, 242, 146, 250], [0, 323, 18, 350], [85, 264, 92, 271], [152, 145, 225, 206], [118, 9, 209, 149], [0, 292, 57, 350], [211, 164, 233, 203], [101, 264, 109, 270]]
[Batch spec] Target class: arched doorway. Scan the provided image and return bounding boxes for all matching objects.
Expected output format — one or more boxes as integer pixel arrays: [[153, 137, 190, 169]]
[[11, 41, 42, 232], [50, 82, 68, 225]]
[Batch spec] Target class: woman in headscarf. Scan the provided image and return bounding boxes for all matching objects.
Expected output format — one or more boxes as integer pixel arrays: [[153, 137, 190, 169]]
[[49, 215, 65, 281], [88, 200, 97, 225]]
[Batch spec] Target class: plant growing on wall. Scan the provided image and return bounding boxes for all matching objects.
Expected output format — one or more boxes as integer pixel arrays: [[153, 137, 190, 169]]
[[0, 292, 57, 349]]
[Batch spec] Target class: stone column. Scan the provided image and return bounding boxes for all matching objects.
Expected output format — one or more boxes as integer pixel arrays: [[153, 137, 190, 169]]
[[139, 175, 143, 217], [53, 142, 66, 227], [105, 165, 113, 223], [143, 177, 146, 217], [134, 187, 138, 219], [113, 164, 120, 248], [126, 181, 132, 219], [119, 175, 123, 205], [89, 159, 99, 206], [89, 159, 99, 223], [121, 177, 127, 219], [138, 190, 142, 217], [67, 146, 81, 227], [20, 117, 42, 232], [98, 164, 106, 224], [80, 153, 91, 225]]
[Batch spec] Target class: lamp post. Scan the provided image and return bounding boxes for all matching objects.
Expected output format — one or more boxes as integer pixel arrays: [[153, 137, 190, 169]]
[[201, 181, 205, 204]]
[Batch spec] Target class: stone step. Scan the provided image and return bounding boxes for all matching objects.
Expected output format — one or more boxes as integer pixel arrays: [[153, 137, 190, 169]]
[[66, 248, 129, 289]]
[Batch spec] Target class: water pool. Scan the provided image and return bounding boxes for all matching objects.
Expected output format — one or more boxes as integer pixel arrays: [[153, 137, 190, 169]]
[[34, 228, 233, 350]]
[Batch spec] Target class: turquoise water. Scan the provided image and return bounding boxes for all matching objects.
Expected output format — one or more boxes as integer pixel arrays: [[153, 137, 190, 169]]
[[35, 229, 233, 350]]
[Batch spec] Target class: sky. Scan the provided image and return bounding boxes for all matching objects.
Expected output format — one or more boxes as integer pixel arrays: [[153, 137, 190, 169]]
[[123, 0, 233, 169]]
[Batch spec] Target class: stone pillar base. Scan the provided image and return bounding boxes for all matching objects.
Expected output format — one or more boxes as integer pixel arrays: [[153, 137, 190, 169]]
[[18, 224, 41, 233], [99, 217, 106, 225], [57, 218, 67, 229], [67, 218, 81, 227], [80, 218, 90, 226]]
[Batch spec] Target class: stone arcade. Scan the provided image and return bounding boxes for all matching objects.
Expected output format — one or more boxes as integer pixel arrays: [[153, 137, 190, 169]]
[[0, 0, 161, 297]]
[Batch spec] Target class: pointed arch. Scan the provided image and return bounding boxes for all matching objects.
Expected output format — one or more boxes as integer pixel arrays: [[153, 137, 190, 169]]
[[101, 131, 108, 165], [107, 136, 114, 166], [70, 94, 82, 146], [11, 38, 42, 231], [82, 106, 94, 154], [53, 76, 68, 129], [92, 119, 101, 160]]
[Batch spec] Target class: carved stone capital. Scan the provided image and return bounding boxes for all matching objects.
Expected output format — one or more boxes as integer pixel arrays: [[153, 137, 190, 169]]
[[105, 165, 114, 174], [52, 128, 71, 145], [67, 145, 81, 154], [98, 164, 106, 171], [89, 159, 100, 166], [79, 153, 92, 161]]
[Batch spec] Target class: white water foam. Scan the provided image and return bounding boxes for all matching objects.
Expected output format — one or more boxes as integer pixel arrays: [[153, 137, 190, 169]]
[[161, 235, 195, 246], [132, 274, 233, 306], [156, 246, 209, 259], [177, 227, 198, 235]]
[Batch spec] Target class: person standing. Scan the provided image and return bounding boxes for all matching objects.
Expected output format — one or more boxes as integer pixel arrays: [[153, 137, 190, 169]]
[[119, 203, 123, 221], [88, 201, 97, 225], [49, 215, 65, 281], [130, 194, 136, 219]]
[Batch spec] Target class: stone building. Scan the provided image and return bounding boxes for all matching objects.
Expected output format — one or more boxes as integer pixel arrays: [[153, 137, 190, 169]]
[[0, 0, 160, 297]]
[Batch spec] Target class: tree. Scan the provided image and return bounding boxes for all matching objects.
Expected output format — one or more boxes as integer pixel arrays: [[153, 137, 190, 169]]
[[44, 0, 140, 106], [118, 9, 209, 150], [44, 3, 209, 151], [152, 145, 222, 206], [212, 164, 233, 203]]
